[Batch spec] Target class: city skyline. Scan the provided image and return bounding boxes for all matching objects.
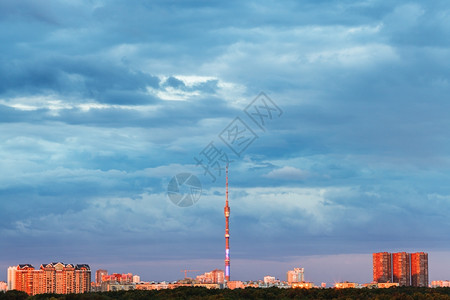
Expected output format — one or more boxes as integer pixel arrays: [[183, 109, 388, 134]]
[[2, 0, 450, 286], [3, 250, 446, 287], [2, 252, 442, 293]]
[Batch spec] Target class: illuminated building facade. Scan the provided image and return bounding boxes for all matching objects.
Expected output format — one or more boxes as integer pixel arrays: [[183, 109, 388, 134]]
[[335, 282, 357, 289], [196, 269, 224, 284], [95, 269, 108, 284], [226, 281, 244, 289], [8, 263, 91, 295], [102, 273, 133, 283], [291, 282, 314, 289], [411, 252, 428, 287], [263, 276, 277, 284], [105, 283, 135, 291], [193, 283, 220, 289], [7, 266, 17, 291], [286, 268, 304, 283], [373, 252, 392, 283], [431, 280, 450, 288], [97, 273, 135, 292], [14, 264, 35, 295], [392, 252, 410, 286], [378, 282, 399, 288], [373, 251, 428, 287]]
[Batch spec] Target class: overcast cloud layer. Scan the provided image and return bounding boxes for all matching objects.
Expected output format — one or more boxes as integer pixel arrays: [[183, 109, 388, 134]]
[[1, 0, 450, 284]]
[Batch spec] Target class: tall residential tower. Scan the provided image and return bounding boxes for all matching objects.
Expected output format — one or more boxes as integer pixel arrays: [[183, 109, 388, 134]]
[[411, 252, 428, 287], [287, 268, 304, 283], [373, 252, 392, 283], [392, 252, 410, 286], [373, 252, 428, 287], [8, 263, 91, 295]]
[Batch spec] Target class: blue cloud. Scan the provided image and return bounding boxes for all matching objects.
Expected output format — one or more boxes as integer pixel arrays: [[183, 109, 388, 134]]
[[1, 0, 450, 283]]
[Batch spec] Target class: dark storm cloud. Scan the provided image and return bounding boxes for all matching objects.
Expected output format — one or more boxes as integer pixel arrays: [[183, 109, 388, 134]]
[[380, 1, 450, 47], [163, 77, 219, 94], [164, 77, 185, 89], [0, 0, 60, 24], [0, 55, 160, 104], [51, 96, 235, 127]]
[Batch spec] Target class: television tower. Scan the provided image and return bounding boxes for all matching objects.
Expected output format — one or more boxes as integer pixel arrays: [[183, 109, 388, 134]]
[[224, 165, 230, 283]]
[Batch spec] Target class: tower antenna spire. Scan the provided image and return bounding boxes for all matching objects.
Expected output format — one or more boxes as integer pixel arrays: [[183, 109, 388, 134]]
[[224, 165, 230, 284]]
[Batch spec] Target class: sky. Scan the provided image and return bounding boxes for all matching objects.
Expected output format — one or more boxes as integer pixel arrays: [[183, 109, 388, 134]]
[[1, 0, 450, 285]]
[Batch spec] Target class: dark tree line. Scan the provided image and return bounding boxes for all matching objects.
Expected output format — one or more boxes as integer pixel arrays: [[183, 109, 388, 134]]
[[2, 287, 450, 300]]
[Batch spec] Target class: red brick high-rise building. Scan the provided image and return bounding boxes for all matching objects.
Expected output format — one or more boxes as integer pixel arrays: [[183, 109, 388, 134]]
[[14, 264, 35, 295], [373, 252, 428, 287], [411, 252, 428, 287], [287, 268, 304, 284], [95, 269, 108, 284], [9, 262, 91, 295], [392, 252, 410, 286], [373, 252, 392, 283], [196, 269, 224, 284], [101, 273, 133, 284]]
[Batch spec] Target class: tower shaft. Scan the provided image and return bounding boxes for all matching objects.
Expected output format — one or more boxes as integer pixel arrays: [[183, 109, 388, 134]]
[[224, 166, 230, 282]]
